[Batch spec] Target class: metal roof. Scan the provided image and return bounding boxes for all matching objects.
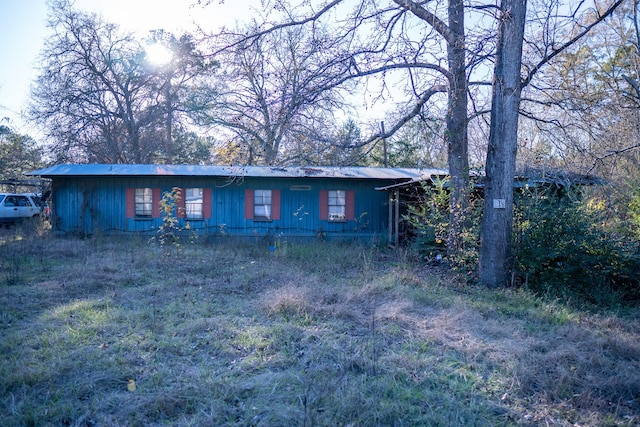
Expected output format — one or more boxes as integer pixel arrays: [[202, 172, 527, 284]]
[[28, 164, 447, 181], [375, 173, 450, 191], [375, 167, 603, 191]]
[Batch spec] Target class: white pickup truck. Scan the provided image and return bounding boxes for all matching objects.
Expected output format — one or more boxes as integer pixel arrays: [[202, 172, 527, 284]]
[[0, 193, 45, 226]]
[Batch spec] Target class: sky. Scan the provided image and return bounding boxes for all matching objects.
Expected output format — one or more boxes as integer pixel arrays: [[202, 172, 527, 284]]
[[0, 0, 251, 133], [0, 0, 392, 139]]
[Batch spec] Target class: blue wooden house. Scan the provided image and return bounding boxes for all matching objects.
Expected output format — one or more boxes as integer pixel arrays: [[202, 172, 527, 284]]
[[29, 164, 445, 241]]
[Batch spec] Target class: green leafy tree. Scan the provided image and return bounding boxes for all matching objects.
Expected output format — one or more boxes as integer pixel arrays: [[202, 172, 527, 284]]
[[0, 121, 44, 180], [366, 117, 446, 168], [307, 119, 365, 166], [156, 130, 215, 165]]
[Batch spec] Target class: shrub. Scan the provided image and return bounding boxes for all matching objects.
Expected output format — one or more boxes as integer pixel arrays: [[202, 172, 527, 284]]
[[513, 186, 640, 306], [405, 179, 481, 274], [406, 180, 640, 306], [152, 187, 195, 256], [629, 184, 640, 240]]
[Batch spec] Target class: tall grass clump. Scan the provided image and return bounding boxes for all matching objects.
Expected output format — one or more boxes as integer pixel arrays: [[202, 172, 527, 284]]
[[0, 224, 53, 285], [1, 253, 23, 286]]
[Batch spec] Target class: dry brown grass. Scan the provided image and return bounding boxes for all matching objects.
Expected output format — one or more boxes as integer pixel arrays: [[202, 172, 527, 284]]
[[0, 230, 639, 426]]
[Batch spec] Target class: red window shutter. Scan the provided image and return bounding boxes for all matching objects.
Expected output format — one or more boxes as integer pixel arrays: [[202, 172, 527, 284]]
[[152, 188, 162, 218], [244, 189, 254, 219], [125, 188, 135, 218], [319, 190, 328, 220], [176, 188, 186, 218], [346, 190, 355, 220], [271, 189, 281, 220], [203, 188, 212, 219]]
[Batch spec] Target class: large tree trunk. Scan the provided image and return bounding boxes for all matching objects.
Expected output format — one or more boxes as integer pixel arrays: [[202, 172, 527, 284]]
[[479, 0, 527, 287], [446, 0, 470, 256], [166, 80, 173, 162]]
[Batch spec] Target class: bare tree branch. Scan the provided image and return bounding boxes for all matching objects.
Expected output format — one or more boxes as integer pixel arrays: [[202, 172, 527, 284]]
[[522, 0, 625, 88], [359, 85, 447, 146], [392, 0, 454, 44], [211, 0, 345, 55]]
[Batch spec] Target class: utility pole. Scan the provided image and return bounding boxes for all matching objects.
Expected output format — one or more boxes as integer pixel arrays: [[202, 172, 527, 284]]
[[381, 121, 388, 167]]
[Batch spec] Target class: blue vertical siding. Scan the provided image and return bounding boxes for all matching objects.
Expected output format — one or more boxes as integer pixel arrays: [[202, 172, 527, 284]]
[[50, 176, 393, 240]]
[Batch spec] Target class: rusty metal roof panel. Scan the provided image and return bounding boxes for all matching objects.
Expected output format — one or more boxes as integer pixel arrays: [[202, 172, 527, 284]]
[[375, 171, 451, 190], [29, 164, 446, 180]]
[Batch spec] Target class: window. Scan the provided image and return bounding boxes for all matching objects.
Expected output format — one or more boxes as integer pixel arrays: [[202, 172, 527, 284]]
[[320, 190, 355, 221], [254, 189, 272, 220], [4, 196, 30, 207], [185, 188, 203, 219], [135, 188, 153, 217], [244, 189, 280, 221], [126, 188, 161, 219], [328, 190, 346, 221]]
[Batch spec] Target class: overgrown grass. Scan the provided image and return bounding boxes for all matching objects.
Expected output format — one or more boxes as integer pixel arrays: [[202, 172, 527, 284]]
[[1, 230, 639, 426]]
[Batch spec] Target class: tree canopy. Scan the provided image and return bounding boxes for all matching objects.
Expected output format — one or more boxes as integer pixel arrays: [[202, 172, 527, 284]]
[[0, 120, 44, 180], [28, 0, 217, 164]]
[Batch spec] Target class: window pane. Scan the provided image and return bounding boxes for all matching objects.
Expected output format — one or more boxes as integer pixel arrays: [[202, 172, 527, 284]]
[[328, 191, 345, 204], [255, 205, 271, 218], [254, 189, 271, 205], [135, 188, 152, 217], [329, 206, 345, 220], [186, 188, 203, 201], [185, 188, 203, 219], [16, 196, 30, 207], [254, 189, 272, 219]]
